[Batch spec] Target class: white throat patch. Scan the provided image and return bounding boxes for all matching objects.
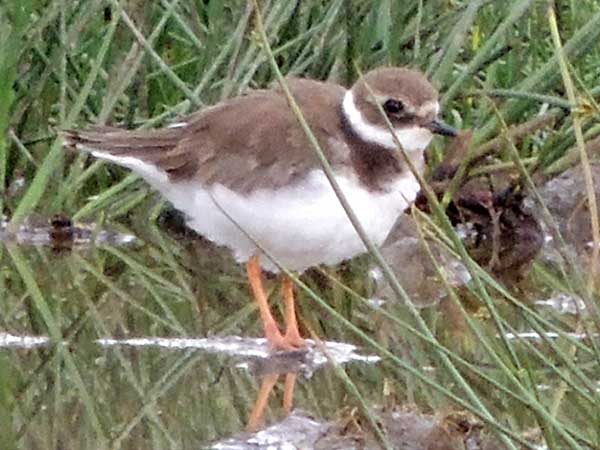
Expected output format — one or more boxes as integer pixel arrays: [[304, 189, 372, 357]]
[[342, 90, 434, 152]]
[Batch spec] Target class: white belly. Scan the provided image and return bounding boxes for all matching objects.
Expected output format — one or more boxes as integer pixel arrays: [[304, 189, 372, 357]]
[[90, 152, 419, 273], [172, 171, 417, 272]]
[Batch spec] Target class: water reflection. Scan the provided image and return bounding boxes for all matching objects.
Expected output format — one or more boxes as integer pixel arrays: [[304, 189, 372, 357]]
[[100, 336, 380, 434], [2, 164, 599, 448], [0, 332, 49, 348], [1, 331, 379, 439], [0, 214, 137, 248], [534, 292, 586, 315]]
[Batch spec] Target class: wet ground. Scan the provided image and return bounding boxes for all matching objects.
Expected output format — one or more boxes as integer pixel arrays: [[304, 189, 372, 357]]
[[1, 164, 599, 449]]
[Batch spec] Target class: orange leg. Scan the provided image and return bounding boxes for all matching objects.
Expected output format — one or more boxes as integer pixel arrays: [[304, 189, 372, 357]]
[[246, 373, 279, 432], [246, 372, 298, 432], [246, 255, 284, 346], [246, 255, 304, 351], [282, 373, 297, 414], [282, 276, 306, 348]]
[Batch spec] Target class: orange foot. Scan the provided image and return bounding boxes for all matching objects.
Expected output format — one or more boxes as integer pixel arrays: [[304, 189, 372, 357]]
[[246, 255, 307, 352]]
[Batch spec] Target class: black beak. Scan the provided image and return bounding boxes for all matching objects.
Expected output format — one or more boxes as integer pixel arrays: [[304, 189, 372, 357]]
[[427, 119, 458, 137]]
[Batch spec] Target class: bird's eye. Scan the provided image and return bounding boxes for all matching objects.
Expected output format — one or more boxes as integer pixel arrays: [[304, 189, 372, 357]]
[[383, 99, 404, 115]]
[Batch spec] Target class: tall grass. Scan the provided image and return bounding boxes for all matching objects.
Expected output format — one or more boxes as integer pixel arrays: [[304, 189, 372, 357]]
[[1, 1, 600, 449]]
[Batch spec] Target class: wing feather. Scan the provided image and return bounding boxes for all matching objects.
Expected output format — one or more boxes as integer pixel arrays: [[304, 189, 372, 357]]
[[62, 78, 351, 192]]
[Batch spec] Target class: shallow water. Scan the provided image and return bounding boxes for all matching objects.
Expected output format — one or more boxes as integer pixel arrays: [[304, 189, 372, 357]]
[[0, 219, 389, 449], [1, 166, 599, 449]]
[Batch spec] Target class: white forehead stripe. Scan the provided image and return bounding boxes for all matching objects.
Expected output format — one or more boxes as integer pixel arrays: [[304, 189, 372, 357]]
[[342, 90, 435, 152], [420, 100, 440, 116]]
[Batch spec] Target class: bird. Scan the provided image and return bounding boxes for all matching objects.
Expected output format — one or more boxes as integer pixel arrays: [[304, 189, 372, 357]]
[[61, 67, 457, 351]]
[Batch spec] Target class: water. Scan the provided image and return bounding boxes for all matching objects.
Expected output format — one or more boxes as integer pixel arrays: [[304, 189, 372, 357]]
[[2, 165, 599, 449], [1, 218, 391, 449]]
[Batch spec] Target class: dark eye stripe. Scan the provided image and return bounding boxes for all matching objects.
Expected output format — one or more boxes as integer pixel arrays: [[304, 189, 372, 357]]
[[396, 115, 417, 125]]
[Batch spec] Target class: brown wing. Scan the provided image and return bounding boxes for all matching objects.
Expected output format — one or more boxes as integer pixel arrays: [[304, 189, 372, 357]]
[[63, 78, 351, 193], [168, 78, 350, 191]]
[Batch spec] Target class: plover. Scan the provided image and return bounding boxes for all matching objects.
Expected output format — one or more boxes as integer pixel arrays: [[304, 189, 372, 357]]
[[62, 67, 456, 350]]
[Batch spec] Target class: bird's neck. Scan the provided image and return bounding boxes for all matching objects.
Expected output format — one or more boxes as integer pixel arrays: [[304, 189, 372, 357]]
[[339, 99, 420, 193], [341, 90, 433, 152]]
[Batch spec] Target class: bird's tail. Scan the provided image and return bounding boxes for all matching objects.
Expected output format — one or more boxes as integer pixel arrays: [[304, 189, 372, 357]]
[[60, 126, 180, 164], [60, 126, 191, 183]]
